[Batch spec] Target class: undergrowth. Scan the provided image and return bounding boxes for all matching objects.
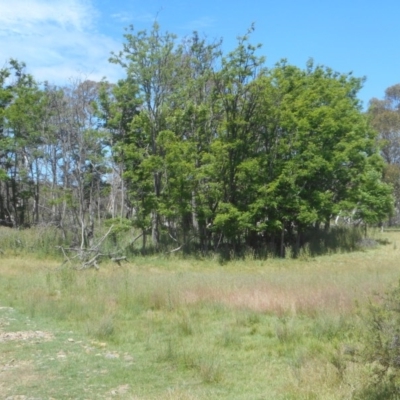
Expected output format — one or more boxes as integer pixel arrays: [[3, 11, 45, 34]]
[[0, 224, 384, 264]]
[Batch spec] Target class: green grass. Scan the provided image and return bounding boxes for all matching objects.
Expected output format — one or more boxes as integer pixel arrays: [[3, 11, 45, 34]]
[[0, 228, 399, 398]]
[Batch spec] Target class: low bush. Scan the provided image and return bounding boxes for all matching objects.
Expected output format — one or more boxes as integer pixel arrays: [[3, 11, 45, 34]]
[[355, 281, 400, 399]]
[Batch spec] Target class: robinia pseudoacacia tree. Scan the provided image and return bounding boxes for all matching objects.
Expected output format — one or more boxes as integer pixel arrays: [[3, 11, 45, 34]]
[[99, 24, 393, 254]]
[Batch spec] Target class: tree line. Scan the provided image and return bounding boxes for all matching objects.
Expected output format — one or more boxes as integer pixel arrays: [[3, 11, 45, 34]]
[[0, 24, 395, 256]]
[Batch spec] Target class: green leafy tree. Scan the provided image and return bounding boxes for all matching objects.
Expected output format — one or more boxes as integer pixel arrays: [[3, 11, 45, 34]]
[[163, 32, 222, 251], [110, 22, 185, 248], [102, 24, 392, 256], [228, 60, 392, 254], [95, 77, 141, 229], [0, 60, 48, 226], [210, 27, 267, 249]]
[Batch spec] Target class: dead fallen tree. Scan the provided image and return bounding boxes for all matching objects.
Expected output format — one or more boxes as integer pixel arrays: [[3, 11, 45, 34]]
[[56, 225, 127, 270]]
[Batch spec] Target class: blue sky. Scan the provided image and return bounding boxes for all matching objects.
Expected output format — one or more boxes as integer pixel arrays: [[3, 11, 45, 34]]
[[0, 0, 399, 108]]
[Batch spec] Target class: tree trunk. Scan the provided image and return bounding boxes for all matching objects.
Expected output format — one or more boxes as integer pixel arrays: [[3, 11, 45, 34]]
[[191, 191, 199, 232], [151, 210, 159, 248], [280, 227, 285, 258]]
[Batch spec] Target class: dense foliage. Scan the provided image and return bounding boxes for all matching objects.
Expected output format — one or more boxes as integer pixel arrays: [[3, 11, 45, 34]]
[[0, 24, 394, 255]]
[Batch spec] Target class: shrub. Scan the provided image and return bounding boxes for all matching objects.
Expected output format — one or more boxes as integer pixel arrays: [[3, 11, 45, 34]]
[[355, 281, 400, 399]]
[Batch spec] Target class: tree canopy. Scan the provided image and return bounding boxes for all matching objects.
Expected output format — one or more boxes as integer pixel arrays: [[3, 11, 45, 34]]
[[98, 24, 393, 255], [0, 24, 394, 257]]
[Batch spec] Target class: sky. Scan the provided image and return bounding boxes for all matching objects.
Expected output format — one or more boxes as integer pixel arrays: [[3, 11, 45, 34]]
[[0, 0, 399, 108]]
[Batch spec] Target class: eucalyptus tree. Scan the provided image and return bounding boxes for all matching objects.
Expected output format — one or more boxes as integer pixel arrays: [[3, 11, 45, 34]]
[[0, 60, 48, 226], [0, 62, 16, 222], [369, 84, 400, 222], [369, 84, 400, 165], [96, 78, 140, 221], [45, 79, 109, 247]]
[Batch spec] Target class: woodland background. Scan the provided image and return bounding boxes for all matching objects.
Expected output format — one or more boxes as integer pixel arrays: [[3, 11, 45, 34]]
[[0, 24, 397, 258]]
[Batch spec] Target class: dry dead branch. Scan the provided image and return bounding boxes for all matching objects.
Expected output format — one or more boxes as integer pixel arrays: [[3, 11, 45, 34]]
[[56, 225, 127, 270]]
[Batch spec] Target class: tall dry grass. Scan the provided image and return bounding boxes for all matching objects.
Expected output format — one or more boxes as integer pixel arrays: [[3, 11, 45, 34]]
[[0, 228, 399, 398], [1, 230, 398, 318]]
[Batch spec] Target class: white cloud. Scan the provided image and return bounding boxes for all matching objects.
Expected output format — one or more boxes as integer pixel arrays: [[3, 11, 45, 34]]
[[0, 0, 96, 32], [182, 17, 216, 32], [0, 0, 123, 84], [132, 12, 158, 24], [111, 12, 132, 23]]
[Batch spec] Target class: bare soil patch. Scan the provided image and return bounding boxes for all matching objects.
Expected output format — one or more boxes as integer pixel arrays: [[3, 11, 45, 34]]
[[0, 330, 53, 342], [0, 307, 53, 342]]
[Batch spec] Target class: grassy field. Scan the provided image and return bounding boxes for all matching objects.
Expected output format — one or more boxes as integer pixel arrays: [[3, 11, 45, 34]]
[[0, 228, 399, 399]]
